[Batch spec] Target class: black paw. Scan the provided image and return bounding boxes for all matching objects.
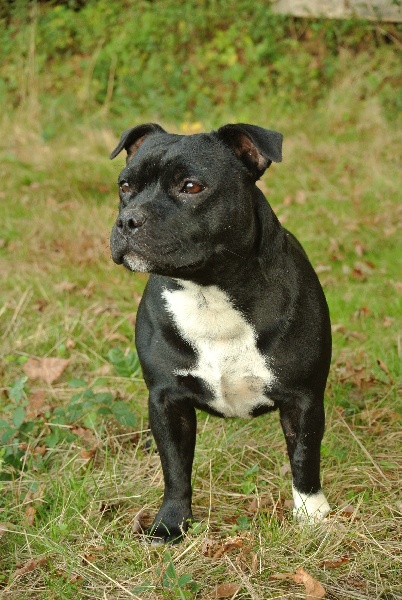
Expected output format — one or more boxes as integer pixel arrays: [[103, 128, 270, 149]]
[[146, 505, 192, 544]]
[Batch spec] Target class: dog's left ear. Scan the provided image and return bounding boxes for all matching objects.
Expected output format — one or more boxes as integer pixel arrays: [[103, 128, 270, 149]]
[[110, 123, 166, 163], [216, 124, 283, 180]]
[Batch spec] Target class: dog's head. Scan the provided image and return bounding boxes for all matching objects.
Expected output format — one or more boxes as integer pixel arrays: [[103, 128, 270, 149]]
[[109, 123, 282, 278]]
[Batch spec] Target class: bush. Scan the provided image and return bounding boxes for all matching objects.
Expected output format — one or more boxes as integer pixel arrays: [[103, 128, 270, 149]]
[[1, 0, 400, 129]]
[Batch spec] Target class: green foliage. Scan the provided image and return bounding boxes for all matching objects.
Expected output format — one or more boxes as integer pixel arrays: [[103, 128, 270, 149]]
[[0, 0, 399, 131], [156, 551, 200, 598], [0, 375, 137, 479], [108, 347, 141, 378]]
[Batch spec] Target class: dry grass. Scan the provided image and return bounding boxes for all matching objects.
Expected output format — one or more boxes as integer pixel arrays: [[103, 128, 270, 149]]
[[0, 69, 401, 598]]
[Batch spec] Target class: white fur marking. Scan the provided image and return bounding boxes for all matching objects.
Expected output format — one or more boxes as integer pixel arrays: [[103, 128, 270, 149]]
[[124, 253, 150, 273], [162, 280, 275, 418], [292, 484, 330, 522]]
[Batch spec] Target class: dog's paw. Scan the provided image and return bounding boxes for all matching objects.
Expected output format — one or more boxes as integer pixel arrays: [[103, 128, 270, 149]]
[[292, 487, 330, 523], [146, 504, 193, 544]]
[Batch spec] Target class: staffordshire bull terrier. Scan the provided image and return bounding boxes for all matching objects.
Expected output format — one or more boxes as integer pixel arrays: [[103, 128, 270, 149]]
[[109, 123, 331, 543]]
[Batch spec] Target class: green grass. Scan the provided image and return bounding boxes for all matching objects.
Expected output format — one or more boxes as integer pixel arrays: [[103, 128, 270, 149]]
[[1, 8, 401, 598]]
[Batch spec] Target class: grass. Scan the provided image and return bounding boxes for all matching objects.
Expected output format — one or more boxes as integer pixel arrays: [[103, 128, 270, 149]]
[[1, 50, 401, 600]]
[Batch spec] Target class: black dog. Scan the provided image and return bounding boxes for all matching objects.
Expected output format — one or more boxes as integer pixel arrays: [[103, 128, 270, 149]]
[[110, 123, 331, 543]]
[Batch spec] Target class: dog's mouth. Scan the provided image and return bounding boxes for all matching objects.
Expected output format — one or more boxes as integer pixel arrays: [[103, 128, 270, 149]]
[[119, 247, 209, 278], [110, 223, 211, 277]]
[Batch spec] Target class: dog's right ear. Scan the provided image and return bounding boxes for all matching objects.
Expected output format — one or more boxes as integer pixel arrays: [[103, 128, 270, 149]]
[[110, 123, 166, 162]]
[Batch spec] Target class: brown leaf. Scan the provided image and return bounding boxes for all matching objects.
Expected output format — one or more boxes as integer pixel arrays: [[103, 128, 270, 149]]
[[26, 390, 48, 418], [82, 554, 96, 563], [211, 535, 245, 562], [377, 358, 393, 382], [132, 509, 147, 534], [293, 567, 326, 599], [12, 556, 47, 579], [340, 504, 355, 515], [25, 506, 36, 526], [24, 357, 70, 385], [81, 547, 105, 566], [321, 557, 350, 569], [213, 582, 241, 598], [33, 445, 46, 456], [71, 426, 97, 445], [202, 537, 218, 557], [80, 447, 97, 460], [247, 497, 271, 513]]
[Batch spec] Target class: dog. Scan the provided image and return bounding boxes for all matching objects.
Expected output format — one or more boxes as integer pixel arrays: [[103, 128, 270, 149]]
[[109, 123, 331, 543]]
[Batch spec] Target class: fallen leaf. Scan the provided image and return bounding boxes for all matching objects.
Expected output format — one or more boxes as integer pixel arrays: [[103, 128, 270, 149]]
[[377, 358, 393, 382], [12, 556, 47, 579], [82, 554, 96, 563], [33, 445, 46, 456], [344, 576, 366, 589], [201, 537, 217, 557], [339, 504, 359, 519], [132, 509, 147, 534], [247, 497, 271, 513], [293, 567, 326, 599], [80, 447, 97, 460], [321, 557, 350, 569], [26, 390, 48, 418], [33, 298, 48, 312], [212, 535, 245, 562], [213, 582, 241, 598], [25, 506, 36, 526], [24, 357, 70, 384], [71, 426, 97, 445]]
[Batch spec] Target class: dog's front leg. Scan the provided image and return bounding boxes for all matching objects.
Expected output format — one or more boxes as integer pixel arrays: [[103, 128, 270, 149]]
[[147, 390, 196, 543], [279, 396, 330, 522]]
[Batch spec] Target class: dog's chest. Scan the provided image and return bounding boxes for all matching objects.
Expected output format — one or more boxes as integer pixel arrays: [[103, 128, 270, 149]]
[[162, 281, 275, 417]]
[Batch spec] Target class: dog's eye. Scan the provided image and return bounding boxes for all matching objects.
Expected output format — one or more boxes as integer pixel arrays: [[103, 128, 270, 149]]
[[181, 181, 205, 194], [119, 182, 130, 193]]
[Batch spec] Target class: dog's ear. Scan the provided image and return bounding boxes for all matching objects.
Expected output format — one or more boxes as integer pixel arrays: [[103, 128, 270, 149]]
[[216, 124, 283, 179], [110, 123, 166, 162]]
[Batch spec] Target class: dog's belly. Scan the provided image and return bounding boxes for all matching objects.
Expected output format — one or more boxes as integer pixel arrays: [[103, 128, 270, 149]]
[[162, 280, 275, 418]]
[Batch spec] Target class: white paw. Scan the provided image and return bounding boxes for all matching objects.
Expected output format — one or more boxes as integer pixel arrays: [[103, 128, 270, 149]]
[[292, 486, 330, 522]]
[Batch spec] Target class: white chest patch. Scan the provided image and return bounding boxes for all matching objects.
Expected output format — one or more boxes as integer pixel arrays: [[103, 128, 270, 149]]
[[162, 280, 275, 418]]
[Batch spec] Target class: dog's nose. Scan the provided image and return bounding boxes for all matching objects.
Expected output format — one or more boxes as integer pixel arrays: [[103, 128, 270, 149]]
[[116, 209, 147, 234]]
